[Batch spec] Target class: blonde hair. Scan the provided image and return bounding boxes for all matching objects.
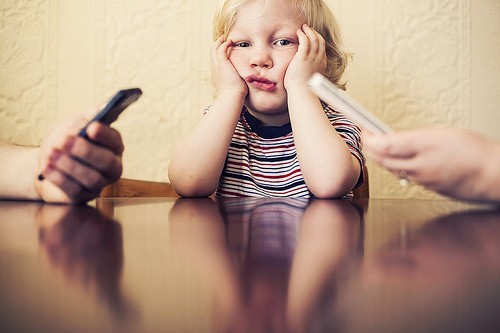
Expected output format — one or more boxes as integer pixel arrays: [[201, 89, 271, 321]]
[[212, 0, 351, 89]]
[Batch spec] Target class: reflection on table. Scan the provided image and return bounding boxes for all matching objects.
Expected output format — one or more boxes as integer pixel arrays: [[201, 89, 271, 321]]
[[169, 198, 363, 332], [0, 197, 499, 332], [335, 208, 500, 333], [37, 204, 134, 321]]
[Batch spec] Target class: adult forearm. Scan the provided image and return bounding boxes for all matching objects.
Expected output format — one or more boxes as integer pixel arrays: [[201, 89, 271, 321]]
[[0, 143, 41, 201], [475, 144, 500, 202]]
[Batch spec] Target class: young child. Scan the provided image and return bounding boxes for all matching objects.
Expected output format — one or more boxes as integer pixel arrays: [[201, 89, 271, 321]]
[[169, 0, 365, 198]]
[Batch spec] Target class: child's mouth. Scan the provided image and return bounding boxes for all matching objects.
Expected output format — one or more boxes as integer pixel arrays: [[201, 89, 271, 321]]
[[245, 75, 277, 91]]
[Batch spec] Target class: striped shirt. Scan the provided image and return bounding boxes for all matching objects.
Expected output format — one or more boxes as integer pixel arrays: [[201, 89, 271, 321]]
[[215, 104, 365, 198]]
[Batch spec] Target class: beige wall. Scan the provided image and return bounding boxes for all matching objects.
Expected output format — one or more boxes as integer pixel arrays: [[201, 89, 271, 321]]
[[1, 0, 499, 199]]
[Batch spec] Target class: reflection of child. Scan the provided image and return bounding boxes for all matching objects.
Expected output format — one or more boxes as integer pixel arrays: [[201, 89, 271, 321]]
[[169, 0, 365, 198]]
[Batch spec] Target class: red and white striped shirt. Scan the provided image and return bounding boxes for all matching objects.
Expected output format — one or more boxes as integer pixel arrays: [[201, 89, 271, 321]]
[[216, 104, 365, 198]]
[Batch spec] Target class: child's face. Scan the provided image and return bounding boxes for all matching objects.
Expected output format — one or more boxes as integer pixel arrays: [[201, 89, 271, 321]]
[[227, 0, 305, 125]]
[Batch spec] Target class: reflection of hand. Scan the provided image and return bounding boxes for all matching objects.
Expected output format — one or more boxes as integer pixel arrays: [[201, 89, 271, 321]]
[[338, 209, 500, 333], [36, 205, 131, 319], [287, 199, 363, 332], [366, 209, 500, 282], [36, 110, 124, 204], [211, 36, 248, 98], [169, 197, 240, 291], [169, 198, 246, 332], [285, 24, 327, 90], [363, 128, 500, 202]]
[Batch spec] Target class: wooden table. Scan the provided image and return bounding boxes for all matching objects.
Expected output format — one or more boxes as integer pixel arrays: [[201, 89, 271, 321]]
[[1, 197, 499, 333]]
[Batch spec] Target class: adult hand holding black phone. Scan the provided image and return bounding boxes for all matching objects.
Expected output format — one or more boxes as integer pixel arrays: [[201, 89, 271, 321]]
[[78, 88, 142, 139], [35, 88, 142, 203]]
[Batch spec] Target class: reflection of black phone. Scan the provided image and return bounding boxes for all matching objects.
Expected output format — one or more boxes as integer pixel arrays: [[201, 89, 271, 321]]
[[78, 88, 142, 139]]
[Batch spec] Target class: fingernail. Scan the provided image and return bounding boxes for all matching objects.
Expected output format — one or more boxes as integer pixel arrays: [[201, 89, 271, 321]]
[[38, 164, 55, 181], [63, 137, 76, 152], [49, 149, 62, 163]]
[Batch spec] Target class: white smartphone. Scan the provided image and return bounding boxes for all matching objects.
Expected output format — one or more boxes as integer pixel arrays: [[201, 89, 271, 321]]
[[308, 73, 393, 134]]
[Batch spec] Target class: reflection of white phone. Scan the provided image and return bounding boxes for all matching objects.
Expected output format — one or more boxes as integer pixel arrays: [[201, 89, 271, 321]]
[[308, 73, 393, 134]]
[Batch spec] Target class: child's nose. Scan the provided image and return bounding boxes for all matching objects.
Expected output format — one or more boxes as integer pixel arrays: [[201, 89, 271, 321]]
[[250, 47, 273, 69]]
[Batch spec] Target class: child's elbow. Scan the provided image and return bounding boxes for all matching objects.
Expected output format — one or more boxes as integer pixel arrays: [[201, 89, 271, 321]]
[[169, 173, 216, 197], [308, 177, 358, 199], [310, 187, 347, 199], [173, 185, 215, 198]]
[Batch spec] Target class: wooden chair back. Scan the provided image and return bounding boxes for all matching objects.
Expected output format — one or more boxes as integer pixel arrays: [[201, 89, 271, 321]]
[[99, 178, 178, 198], [353, 165, 369, 199]]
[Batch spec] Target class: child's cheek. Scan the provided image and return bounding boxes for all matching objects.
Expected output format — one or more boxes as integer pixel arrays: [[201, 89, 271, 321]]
[[228, 54, 246, 78], [285, 50, 299, 66]]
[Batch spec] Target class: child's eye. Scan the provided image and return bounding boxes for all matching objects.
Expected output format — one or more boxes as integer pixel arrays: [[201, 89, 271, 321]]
[[275, 39, 292, 46], [233, 41, 251, 48]]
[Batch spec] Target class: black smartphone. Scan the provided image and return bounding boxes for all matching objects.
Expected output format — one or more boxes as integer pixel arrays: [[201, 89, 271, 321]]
[[78, 88, 142, 139]]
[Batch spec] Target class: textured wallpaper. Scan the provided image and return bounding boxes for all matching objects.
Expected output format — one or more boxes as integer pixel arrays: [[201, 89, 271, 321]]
[[94, 0, 216, 182], [0, 0, 57, 144], [370, 0, 471, 199], [1, 0, 498, 199]]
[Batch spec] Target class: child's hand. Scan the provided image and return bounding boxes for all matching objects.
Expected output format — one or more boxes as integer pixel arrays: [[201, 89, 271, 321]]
[[211, 35, 248, 97], [284, 24, 327, 90]]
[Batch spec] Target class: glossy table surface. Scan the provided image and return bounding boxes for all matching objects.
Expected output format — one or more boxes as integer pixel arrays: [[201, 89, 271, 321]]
[[1, 197, 500, 333]]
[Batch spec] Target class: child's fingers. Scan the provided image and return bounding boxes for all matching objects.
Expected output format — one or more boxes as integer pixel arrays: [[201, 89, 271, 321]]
[[296, 27, 309, 55], [211, 35, 226, 63], [297, 24, 326, 72], [221, 38, 233, 58], [302, 24, 323, 55], [213, 38, 233, 65], [300, 26, 314, 47], [213, 35, 225, 49]]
